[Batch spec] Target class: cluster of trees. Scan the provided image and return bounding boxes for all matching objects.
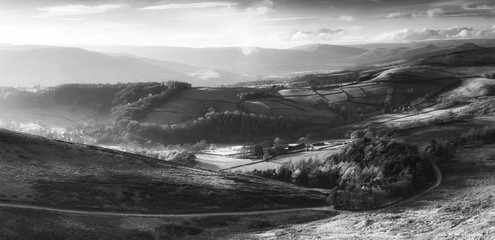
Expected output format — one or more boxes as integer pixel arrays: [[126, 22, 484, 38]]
[[253, 137, 436, 209], [121, 110, 311, 144], [484, 72, 495, 79], [51, 84, 122, 113], [0, 82, 191, 116], [111, 81, 191, 122]]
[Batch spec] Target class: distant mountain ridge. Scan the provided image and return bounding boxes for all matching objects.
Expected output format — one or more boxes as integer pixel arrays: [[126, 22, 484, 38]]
[[0, 46, 244, 87], [2, 39, 495, 88], [84, 44, 368, 74]]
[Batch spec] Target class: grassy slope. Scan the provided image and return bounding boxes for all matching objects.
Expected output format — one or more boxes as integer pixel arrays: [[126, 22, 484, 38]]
[[0, 129, 329, 214]]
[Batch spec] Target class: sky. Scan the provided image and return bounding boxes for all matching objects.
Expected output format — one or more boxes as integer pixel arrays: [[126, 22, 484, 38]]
[[0, 0, 494, 48]]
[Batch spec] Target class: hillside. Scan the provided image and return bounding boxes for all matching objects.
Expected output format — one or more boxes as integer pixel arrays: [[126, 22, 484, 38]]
[[240, 134, 495, 239], [0, 129, 329, 214], [406, 43, 485, 62], [416, 46, 495, 67], [354, 42, 488, 65]]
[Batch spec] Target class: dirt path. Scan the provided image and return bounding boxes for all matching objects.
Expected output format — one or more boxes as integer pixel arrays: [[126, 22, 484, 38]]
[[382, 156, 442, 209], [0, 201, 336, 218]]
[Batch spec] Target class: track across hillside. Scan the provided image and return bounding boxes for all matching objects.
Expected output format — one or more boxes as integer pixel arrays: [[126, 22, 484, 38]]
[[0, 158, 442, 218]]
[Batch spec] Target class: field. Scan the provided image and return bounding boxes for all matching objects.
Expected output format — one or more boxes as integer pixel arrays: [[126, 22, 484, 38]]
[[230, 147, 342, 172], [0, 129, 331, 214], [195, 154, 254, 170], [393, 116, 495, 146], [439, 77, 495, 100], [193, 140, 348, 172], [137, 66, 464, 131], [281, 66, 462, 120], [143, 87, 341, 125], [243, 99, 340, 123], [142, 87, 241, 124]]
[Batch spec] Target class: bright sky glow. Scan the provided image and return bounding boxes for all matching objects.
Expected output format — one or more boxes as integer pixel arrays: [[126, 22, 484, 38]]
[[0, 0, 494, 48]]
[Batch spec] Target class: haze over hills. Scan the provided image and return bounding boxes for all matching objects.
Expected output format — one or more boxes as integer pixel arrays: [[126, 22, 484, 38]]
[[2, 39, 495, 88], [84, 44, 367, 75], [0, 45, 244, 88]]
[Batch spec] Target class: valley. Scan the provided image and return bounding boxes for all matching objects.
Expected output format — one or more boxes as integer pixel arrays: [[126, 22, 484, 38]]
[[1, 39, 495, 239]]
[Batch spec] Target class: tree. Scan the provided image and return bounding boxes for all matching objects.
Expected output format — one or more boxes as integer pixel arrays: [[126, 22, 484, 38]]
[[363, 129, 374, 139], [274, 137, 287, 155], [350, 131, 359, 139], [209, 143, 217, 151]]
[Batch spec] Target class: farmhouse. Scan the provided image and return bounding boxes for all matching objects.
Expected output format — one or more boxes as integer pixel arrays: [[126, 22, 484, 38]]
[[287, 143, 305, 153]]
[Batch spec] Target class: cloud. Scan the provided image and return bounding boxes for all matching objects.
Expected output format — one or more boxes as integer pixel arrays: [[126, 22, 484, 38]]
[[462, 4, 495, 10], [139, 2, 238, 10], [37, 4, 126, 17], [277, 28, 347, 41], [246, 0, 274, 17], [386, 8, 445, 19], [386, 12, 412, 19], [267, 17, 322, 21], [426, 8, 444, 18], [375, 25, 495, 42], [386, 3, 495, 19], [338, 15, 354, 21]]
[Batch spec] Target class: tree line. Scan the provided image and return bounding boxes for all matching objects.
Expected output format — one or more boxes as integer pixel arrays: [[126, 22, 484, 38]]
[[120, 110, 310, 144]]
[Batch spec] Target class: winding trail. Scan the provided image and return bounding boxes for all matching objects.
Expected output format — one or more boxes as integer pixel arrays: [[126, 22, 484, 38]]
[[375, 157, 442, 210], [0, 201, 335, 218], [398, 157, 442, 205], [0, 158, 442, 218]]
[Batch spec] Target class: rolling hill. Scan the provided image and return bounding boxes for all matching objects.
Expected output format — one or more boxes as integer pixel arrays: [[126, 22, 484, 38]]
[[0, 128, 329, 214]]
